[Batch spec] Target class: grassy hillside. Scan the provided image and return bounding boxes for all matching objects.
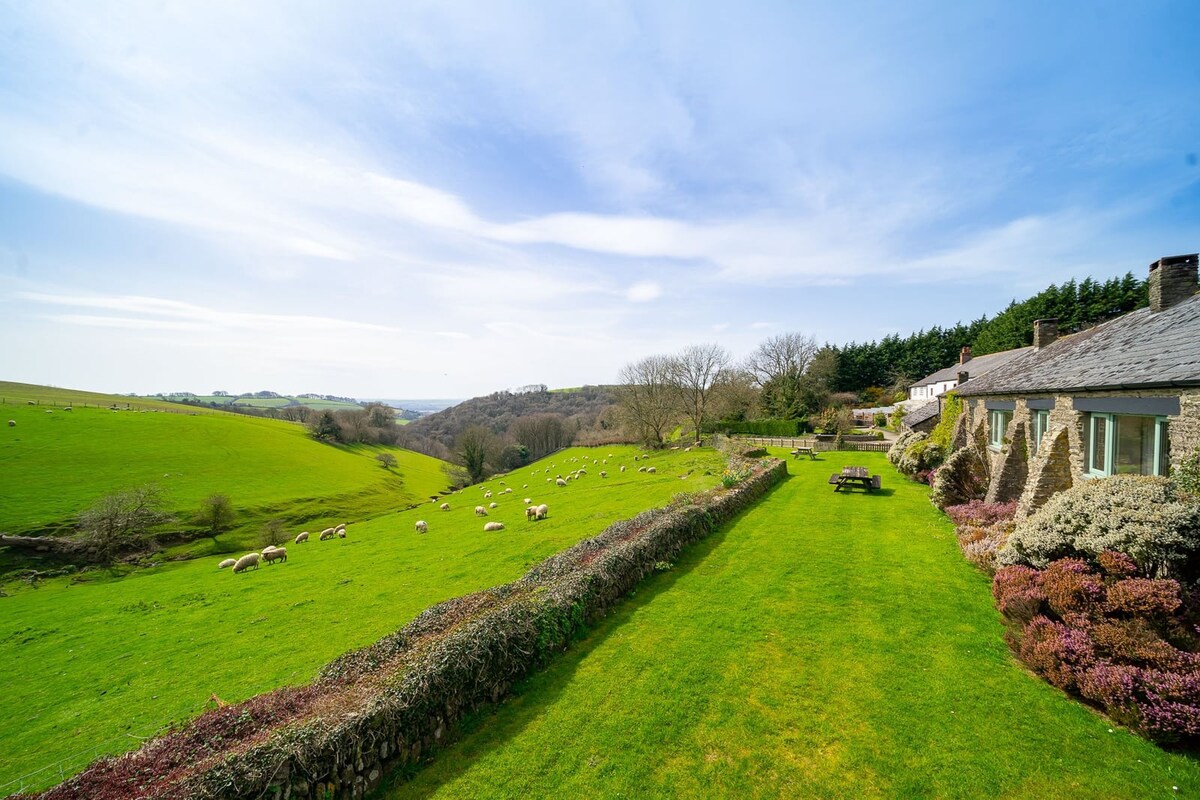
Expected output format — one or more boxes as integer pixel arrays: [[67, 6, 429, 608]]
[[155, 393, 365, 411], [0, 445, 724, 794], [379, 451, 1200, 799], [0, 381, 219, 413], [0, 385, 447, 544]]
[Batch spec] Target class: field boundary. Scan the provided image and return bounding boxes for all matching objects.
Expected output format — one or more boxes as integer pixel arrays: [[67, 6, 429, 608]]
[[22, 457, 787, 800]]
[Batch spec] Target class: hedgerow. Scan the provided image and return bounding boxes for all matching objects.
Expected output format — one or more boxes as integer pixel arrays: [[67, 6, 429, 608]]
[[20, 458, 788, 800]]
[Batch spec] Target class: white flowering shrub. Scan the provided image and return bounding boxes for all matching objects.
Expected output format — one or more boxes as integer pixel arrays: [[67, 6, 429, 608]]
[[998, 476, 1200, 579]]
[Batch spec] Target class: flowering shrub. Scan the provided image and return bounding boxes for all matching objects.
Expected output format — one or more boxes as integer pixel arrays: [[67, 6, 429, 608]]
[[989, 552, 1200, 743], [958, 520, 1013, 573], [998, 475, 1200, 580], [720, 463, 753, 488], [930, 446, 990, 508], [945, 499, 1018, 527]]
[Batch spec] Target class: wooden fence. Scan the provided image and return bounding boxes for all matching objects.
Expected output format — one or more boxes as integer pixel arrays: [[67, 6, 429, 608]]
[[733, 436, 892, 453]]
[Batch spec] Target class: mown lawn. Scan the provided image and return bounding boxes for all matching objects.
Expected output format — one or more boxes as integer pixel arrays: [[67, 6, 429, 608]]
[[379, 451, 1200, 799], [0, 445, 723, 794]]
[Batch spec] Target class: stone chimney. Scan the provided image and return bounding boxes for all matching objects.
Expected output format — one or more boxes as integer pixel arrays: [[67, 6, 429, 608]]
[[957, 371, 969, 385], [959, 346, 971, 365], [1149, 254, 1199, 313], [1033, 318, 1058, 350]]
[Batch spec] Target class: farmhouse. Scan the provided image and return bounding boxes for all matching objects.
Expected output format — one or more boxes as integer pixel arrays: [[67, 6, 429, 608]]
[[908, 345, 1030, 401], [954, 253, 1200, 518]]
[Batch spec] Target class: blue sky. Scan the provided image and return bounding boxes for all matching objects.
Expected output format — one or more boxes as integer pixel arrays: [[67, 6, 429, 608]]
[[1, 1, 1197, 398]]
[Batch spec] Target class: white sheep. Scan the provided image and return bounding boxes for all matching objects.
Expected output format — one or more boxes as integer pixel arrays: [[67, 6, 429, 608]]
[[475, 505, 488, 517], [525, 506, 538, 520], [489, 501, 498, 509], [556, 478, 567, 487], [620, 465, 626, 473], [415, 520, 428, 534], [263, 547, 287, 564], [232, 553, 261, 573], [6, 420, 14, 427], [599, 471, 607, 478], [262, 545, 278, 556], [504, 488, 513, 494], [440, 502, 451, 511], [535, 504, 549, 520], [335, 523, 347, 533], [320, 527, 337, 540], [484, 491, 493, 499], [218, 558, 236, 569], [484, 521, 505, 532], [524, 497, 532, 504], [294, 531, 309, 544], [522, 484, 528, 489], [637, 466, 646, 473], [647, 466, 657, 474], [337, 527, 347, 538]]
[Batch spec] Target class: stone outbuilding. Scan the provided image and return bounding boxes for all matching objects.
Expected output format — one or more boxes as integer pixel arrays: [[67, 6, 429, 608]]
[[954, 253, 1200, 518]]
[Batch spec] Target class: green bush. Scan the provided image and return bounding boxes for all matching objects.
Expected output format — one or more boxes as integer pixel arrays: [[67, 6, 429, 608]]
[[928, 393, 962, 450], [887, 430, 944, 477], [930, 446, 988, 509], [1176, 447, 1200, 499], [873, 412, 888, 428], [708, 419, 808, 437], [998, 476, 1200, 579]]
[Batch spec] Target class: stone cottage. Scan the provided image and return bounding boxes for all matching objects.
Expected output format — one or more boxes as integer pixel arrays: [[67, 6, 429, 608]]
[[954, 253, 1200, 518], [908, 345, 1030, 401]]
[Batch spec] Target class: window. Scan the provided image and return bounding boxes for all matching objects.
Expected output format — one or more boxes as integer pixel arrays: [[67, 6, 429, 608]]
[[1087, 413, 1168, 477], [1032, 410, 1050, 451], [989, 409, 1012, 450]]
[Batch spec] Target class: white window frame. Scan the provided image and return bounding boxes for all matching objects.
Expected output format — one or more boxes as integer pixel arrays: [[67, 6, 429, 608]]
[[1086, 413, 1167, 477], [988, 409, 1012, 451], [1031, 410, 1050, 452]]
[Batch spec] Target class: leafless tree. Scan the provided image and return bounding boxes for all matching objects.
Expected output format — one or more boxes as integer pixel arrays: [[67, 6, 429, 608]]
[[744, 332, 819, 418], [669, 343, 732, 443], [616, 354, 680, 446], [510, 413, 569, 459]]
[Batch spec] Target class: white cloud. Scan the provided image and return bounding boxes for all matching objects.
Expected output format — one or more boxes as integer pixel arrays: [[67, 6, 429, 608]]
[[625, 281, 663, 303]]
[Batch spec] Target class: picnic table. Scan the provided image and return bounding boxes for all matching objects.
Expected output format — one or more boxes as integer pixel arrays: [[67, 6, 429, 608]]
[[828, 466, 882, 493], [790, 445, 816, 460]]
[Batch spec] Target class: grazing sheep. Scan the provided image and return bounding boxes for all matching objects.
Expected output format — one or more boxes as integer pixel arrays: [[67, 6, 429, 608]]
[[264, 547, 287, 564], [504, 488, 513, 494], [320, 528, 336, 540], [556, 478, 567, 487], [525, 507, 538, 520], [335, 523, 347, 533], [475, 505, 488, 517], [218, 558, 236, 569], [522, 484, 528, 489], [440, 502, 451, 511], [232, 553, 261, 573], [337, 527, 347, 538], [415, 520, 428, 534], [524, 497, 532, 504], [484, 521, 505, 532], [64, 407, 72, 412], [647, 466, 657, 473], [637, 466, 646, 473], [484, 491, 493, 499], [295, 531, 309, 544], [535, 504, 549, 520], [26, 400, 34, 405], [489, 501, 498, 509], [600, 471, 607, 477], [262, 545, 278, 556], [6, 420, 14, 427], [620, 465, 626, 473]]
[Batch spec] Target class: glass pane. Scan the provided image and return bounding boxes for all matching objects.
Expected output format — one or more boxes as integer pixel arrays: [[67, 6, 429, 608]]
[[1091, 416, 1107, 473], [1114, 416, 1157, 476]]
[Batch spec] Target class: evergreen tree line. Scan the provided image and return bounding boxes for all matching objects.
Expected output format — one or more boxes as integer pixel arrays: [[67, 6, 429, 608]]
[[831, 272, 1149, 395]]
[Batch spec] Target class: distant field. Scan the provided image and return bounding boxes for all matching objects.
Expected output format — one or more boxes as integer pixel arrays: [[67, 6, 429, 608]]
[[156, 394, 364, 411], [0, 384, 447, 543], [0, 382, 220, 414], [0, 445, 724, 794], [381, 451, 1200, 799]]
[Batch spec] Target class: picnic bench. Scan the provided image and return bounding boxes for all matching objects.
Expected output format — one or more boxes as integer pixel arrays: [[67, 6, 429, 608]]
[[790, 445, 816, 460], [828, 466, 882, 492]]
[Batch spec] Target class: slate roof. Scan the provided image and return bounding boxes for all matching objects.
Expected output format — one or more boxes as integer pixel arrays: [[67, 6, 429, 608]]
[[956, 293, 1200, 397], [913, 346, 1032, 388], [903, 398, 942, 427]]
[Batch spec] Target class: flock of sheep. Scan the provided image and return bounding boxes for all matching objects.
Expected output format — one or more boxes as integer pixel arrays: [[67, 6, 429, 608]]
[[215, 449, 669, 573], [217, 522, 347, 574]]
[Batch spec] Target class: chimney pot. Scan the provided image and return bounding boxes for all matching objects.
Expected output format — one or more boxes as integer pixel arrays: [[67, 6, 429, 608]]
[[1033, 318, 1058, 350], [957, 371, 969, 385], [1149, 254, 1199, 313], [959, 346, 972, 365]]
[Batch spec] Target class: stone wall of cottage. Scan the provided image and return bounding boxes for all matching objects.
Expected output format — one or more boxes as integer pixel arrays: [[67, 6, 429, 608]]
[[964, 388, 1200, 519]]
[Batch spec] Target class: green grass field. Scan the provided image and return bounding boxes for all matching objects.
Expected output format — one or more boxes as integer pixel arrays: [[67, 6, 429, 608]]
[[154, 393, 366, 411], [0, 445, 724, 794], [378, 451, 1200, 800], [0, 386, 445, 546]]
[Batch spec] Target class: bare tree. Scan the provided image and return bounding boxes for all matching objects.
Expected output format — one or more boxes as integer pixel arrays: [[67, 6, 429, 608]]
[[616, 354, 679, 446], [669, 343, 732, 443], [78, 484, 172, 562], [510, 413, 569, 459], [744, 332, 819, 418]]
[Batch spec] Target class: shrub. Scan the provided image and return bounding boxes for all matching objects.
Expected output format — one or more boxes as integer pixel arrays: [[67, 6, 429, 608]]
[[873, 412, 887, 428], [957, 520, 1013, 573], [997, 475, 1200, 579], [1040, 558, 1105, 617], [1176, 447, 1200, 499], [930, 447, 990, 509], [993, 565, 1045, 623], [1018, 616, 1095, 692], [887, 429, 921, 468], [945, 499, 1018, 527], [927, 392, 962, 450], [1106, 578, 1182, 617]]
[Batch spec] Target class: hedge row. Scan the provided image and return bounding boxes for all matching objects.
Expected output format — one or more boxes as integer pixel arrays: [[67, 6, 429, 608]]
[[706, 418, 809, 436], [27, 458, 788, 800]]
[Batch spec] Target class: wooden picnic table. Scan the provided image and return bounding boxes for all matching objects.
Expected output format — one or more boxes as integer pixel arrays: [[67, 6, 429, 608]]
[[790, 445, 816, 460], [828, 466, 881, 492]]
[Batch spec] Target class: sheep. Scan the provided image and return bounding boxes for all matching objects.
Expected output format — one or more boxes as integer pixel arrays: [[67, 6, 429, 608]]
[[262, 545, 278, 556], [522, 484, 528, 489], [620, 465, 626, 473], [320, 527, 337, 540], [26, 400, 34, 405], [556, 478, 567, 487], [6, 420, 13, 427], [440, 502, 451, 511], [599, 471, 607, 478], [504, 488, 513, 494], [489, 501, 498, 509], [218, 558, 237, 569], [475, 505, 488, 517], [484, 521, 505, 532], [263, 547, 287, 564], [337, 527, 347, 538], [294, 531, 309, 544], [535, 504, 549, 520], [646, 466, 657, 474], [64, 407, 72, 412], [637, 466, 646, 473], [335, 523, 347, 533], [232, 553, 261, 573], [415, 520, 428, 534], [524, 497, 532, 504], [525, 506, 538, 520], [484, 491, 493, 499]]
